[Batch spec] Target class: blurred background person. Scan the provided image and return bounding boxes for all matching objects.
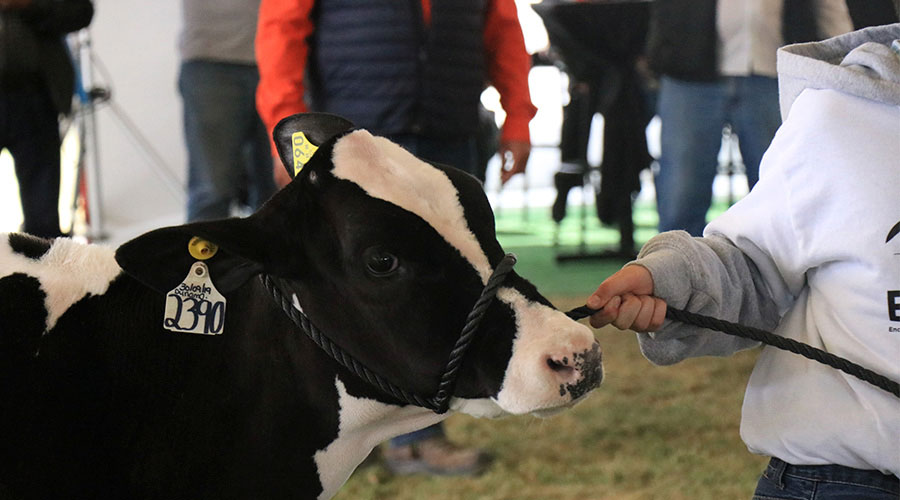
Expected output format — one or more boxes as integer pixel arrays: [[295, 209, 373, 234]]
[[256, 0, 537, 477], [256, 0, 536, 189], [179, 0, 276, 223], [0, 0, 93, 238], [648, 0, 853, 236]]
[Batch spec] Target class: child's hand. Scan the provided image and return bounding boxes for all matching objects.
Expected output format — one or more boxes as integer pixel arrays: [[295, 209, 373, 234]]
[[586, 265, 666, 332]]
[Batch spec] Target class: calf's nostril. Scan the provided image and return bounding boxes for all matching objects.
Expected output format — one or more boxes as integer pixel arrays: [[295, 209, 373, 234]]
[[546, 357, 575, 377]]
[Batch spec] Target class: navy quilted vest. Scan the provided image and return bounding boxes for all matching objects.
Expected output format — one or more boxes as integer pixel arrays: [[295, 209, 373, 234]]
[[308, 0, 486, 138]]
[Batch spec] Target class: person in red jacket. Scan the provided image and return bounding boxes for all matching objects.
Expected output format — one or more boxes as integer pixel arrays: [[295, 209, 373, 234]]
[[256, 0, 536, 187], [256, 0, 536, 477]]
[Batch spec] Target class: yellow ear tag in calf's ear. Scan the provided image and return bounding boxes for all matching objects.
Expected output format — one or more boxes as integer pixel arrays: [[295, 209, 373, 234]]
[[291, 131, 318, 176], [163, 262, 227, 335], [188, 236, 218, 261]]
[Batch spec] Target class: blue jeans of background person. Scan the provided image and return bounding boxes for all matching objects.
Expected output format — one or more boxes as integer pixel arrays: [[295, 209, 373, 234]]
[[655, 75, 781, 236], [385, 133, 477, 447], [179, 60, 276, 222], [0, 83, 62, 238], [754, 457, 899, 500]]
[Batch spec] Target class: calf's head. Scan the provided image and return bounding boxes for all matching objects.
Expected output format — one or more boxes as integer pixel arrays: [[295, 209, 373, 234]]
[[116, 113, 602, 418]]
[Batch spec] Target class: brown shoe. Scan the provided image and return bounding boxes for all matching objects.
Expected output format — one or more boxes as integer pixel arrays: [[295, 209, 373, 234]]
[[382, 436, 493, 477]]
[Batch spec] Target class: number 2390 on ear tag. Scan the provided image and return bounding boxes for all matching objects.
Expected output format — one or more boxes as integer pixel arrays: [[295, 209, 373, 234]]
[[164, 262, 227, 335]]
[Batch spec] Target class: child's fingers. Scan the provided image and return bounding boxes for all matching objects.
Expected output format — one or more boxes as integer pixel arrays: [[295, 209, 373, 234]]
[[587, 266, 654, 310], [629, 295, 655, 332], [630, 295, 667, 332], [599, 294, 667, 333], [589, 295, 621, 328], [612, 294, 643, 330]]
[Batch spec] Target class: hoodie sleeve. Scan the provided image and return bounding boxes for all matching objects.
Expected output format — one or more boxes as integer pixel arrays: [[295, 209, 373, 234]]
[[630, 143, 814, 365], [630, 231, 780, 365]]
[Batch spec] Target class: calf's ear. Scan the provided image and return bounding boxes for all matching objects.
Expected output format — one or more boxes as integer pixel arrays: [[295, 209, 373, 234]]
[[115, 217, 279, 295], [273, 112, 355, 181]]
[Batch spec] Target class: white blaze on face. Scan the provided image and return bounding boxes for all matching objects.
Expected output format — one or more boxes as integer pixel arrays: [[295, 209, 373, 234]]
[[330, 130, 492, 283], [453, 288, 599, 417], [493, 288, 598, 414], [0, 237, 121, 331], [313, 377, 445, 500]]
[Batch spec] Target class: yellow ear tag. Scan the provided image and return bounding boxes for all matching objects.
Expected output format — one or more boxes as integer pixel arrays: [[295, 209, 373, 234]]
[[188, 237, 218, 261], [291, 131, 318, 176]]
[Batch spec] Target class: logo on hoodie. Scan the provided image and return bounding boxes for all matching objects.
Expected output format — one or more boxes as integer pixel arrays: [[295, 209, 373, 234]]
[[888, 221, 900, 323]]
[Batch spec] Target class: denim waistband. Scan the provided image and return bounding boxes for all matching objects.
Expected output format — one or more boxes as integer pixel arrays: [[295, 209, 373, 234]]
[[765, 457, 899, 494]]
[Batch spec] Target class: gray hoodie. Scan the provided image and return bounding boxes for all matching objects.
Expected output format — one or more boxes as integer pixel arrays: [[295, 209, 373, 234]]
[[778, 23, 900, 119]]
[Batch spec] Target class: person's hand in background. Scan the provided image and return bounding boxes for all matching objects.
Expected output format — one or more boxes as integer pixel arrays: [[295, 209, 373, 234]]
[[498, 139, 530, 185]]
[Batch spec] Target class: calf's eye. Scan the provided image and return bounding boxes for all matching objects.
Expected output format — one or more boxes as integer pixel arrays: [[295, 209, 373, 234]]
[[363, 247, 399, 277]]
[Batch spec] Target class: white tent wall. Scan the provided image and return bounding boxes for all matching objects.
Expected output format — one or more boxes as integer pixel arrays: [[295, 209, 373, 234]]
[[85, 0, 186, 244]]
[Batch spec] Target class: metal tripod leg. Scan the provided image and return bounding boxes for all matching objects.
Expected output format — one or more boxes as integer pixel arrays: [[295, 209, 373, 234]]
[[72, 29, 106, 241]]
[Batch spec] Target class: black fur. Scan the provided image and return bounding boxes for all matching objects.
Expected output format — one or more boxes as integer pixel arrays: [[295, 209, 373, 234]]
[[7, 233, 51, 260], [0, 273, 46, 358]]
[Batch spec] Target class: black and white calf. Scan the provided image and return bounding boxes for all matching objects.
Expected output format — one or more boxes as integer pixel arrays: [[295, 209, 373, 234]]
[[0, 113, 602, 500]]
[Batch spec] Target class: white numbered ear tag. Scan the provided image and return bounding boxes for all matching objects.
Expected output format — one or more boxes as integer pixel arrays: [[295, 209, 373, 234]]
[[163, 262, 227, 335]]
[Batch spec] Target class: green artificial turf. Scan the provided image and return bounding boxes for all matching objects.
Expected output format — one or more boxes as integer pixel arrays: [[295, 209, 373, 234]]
[[492, 200, 659, 298]]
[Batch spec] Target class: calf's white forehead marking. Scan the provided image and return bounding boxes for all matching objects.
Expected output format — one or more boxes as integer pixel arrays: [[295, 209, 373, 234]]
[[313, 377, 444, 500], [330, 130, 492, 283], [0, 236, 120, 331]]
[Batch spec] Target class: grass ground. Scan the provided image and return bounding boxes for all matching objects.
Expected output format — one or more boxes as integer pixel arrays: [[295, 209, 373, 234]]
[[335, 203, 766, 499]]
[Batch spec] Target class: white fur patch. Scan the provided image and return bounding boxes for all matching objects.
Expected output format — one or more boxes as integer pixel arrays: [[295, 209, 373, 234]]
[[450, 396, 507, 418], [0, 236, 121, 331], [330, 131, 492, 283], [445, 288, 600, 418], [313, 377, 445, 500]]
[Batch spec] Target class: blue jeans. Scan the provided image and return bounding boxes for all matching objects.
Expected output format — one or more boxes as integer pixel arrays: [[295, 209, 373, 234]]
[[385, 133, 476, 447], [179, 60, 276, 222], [754, 458, 899, 500], [0, 83, 63, 238], [655, 75, 780, 236]]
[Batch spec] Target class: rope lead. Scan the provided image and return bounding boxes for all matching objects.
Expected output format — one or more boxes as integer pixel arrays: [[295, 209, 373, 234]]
[[566, 305, 899, 398]]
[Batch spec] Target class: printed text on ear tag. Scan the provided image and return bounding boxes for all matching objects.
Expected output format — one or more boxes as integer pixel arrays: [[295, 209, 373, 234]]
[[163, 262, 227, 335], [291, 131, 318, 175]]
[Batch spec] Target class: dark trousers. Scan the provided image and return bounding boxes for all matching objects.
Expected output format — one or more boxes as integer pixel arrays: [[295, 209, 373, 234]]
[[0, 84, 63, 238], [754, 457, 899, 500]]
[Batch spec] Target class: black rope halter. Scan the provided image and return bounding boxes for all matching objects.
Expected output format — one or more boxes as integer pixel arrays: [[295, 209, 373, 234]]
[[261, 251, 898, 414], [259, 253, 518, 414], [566, 306, 900, 398]]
